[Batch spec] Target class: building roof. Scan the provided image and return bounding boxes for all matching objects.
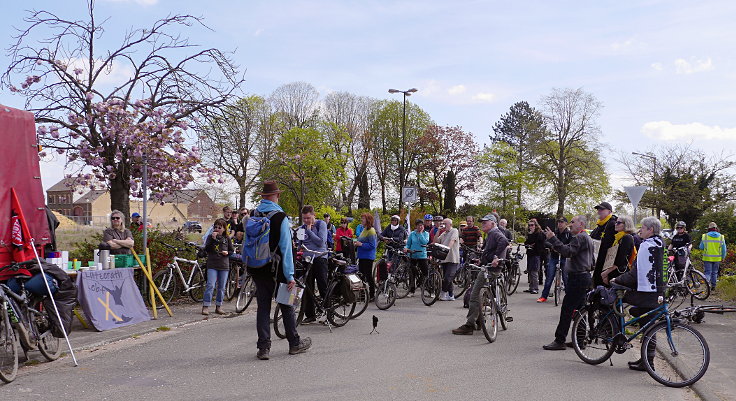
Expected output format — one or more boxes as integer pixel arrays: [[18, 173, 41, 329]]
[[47, 177, 78, 192], [154, 189, 206, 205], [74, 190, 107, 204]]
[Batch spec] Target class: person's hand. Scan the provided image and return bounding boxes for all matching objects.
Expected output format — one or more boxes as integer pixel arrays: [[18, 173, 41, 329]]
[[355, 241, 362, 247], [543, 227, 555, 239], [491, 257, 499, 267], [287, 280, 296, 291], [211, 231, 218, 240], [404, 248, 409, 253], [221, 250, 228, 256], [601, 270, 610, 285], [418, 225, 424, 232]]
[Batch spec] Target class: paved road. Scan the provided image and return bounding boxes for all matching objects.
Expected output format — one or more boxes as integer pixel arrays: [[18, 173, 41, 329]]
[[2, 288, 699, 401]]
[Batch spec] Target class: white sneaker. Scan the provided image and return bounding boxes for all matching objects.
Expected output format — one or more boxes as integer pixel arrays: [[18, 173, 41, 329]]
[[447, 295, 456, 301], [439, 291, 447, 301]]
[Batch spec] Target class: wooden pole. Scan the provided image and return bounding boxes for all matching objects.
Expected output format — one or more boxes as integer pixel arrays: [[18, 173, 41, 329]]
[[132, 252, 173, 317], [146, 248, 157, 319]]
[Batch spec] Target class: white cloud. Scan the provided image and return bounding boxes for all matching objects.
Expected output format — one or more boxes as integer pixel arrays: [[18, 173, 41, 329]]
[[674, 57, 713, 74], [641, 121, 736, 141], [650, 62, 663, 71], [610, 39, 634, 51], [447, 85, 466, 95], [471, 92, 495, 103]]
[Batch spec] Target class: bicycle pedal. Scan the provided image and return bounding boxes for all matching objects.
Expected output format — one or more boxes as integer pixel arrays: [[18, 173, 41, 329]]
[[505, 316, 513, 322]]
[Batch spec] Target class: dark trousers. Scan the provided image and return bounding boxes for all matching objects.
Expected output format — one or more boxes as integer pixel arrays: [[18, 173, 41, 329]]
[[253, 276, 300, 350], [409, 258, 428, 292], [302, 257, 329, 319], [358, 258, 375, 298], [441, 262, 459, 295], [554, 272, 592, 344], [527, 255, 540, 291]]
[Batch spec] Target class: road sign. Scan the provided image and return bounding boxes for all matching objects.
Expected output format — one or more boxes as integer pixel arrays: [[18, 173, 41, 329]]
[[402, 187, 418, 204], [624, 186, 647, 209]]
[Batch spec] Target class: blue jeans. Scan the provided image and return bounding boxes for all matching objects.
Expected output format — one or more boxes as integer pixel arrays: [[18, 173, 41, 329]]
[[7, 273, 58, 296], [203, 268, 229, 306], [703, 261, 720, 288], [541, 257, 567, 299]]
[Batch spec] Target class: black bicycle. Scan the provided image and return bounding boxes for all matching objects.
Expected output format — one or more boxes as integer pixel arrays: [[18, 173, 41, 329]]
[[468, 261, 510, 343], [421, 243, 448, 306], [453, 244, 481, 298], [273, 246, 356, 338], [0, 261, 63, 383], [505, 243, 524, 295]]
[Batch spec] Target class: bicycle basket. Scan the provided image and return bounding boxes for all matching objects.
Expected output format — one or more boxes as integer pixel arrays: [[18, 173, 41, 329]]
[[428, 243, 450, 260]]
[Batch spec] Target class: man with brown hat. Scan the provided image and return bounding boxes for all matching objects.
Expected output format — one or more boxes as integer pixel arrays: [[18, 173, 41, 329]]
[[249, 181, 311, 360]]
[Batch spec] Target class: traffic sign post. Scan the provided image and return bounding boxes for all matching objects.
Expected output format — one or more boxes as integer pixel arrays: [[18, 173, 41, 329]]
[[624, 186, 647, 224], [402, 187, 418, 232]]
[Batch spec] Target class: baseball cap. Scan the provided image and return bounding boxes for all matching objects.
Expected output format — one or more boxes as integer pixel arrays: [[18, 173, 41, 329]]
[[479, 214, 497, 223], [131, 212, 141, 218], [594, 202, 613, 211], [557, 216, 568, 223]]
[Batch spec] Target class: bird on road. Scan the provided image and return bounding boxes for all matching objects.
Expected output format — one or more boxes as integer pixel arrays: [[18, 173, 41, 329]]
[[370, 315, 379, 334]]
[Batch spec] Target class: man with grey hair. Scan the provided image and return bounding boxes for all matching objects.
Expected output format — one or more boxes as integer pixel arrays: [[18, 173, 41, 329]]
[[437, 218, 460, 301], [541, 215, 594, 350], [498, 218, 513, 242], [452, 213, 509, 335]]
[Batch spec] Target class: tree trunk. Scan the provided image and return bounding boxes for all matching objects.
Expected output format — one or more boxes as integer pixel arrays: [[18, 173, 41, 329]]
[[358, 171, 370, 210], [109, 165, 131, 226], [237, 178, 247, 209], [381, 182, 387, 214], [556, 164, 565, 218]]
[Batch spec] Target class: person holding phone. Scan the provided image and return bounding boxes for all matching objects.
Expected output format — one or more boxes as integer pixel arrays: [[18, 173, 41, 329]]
[[203, 218, 234, 316]]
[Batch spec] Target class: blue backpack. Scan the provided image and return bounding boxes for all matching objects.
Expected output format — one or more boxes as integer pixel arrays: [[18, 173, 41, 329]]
[[242, 210, 281, 268]]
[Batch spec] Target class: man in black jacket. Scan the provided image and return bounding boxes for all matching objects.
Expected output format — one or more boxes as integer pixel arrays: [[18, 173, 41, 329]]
[[539, 217, 573, 302], [590, 202, 617, 287], [452, 214, 509, 335]]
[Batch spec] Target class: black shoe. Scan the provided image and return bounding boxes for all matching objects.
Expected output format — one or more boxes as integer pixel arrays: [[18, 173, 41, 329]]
[[530, 290, 539, 294], [628, 359, 647, 371], [543, 341, 566, 351], [301, 316, 316, 325], [523, 289, 532, 293], [289, 337, 312, 355], [256, 348, 270, 360], [463, 303, 469, 309], [564, 341, 574, 348], [452, 324, 474, 335]]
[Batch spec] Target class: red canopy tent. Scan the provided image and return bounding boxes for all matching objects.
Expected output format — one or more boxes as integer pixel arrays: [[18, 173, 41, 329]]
[[0, 104, 50, 267]]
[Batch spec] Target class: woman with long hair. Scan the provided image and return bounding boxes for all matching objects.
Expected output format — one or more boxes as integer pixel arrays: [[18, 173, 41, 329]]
[[524, 218, 545, 294], [354, 213, 378, 299]]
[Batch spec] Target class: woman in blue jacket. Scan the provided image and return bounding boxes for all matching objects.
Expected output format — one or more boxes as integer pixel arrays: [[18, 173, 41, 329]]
[[355, 212, 377, 299], [405, 219, 429, 296]]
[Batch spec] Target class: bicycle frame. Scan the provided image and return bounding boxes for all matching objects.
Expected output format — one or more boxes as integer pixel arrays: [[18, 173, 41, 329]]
[[170, 256, 202, 293], [597, 297, 677, 353]]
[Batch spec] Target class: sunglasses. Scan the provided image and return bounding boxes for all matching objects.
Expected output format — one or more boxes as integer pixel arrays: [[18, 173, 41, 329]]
[[615, 221, 624, 225], [111, 217, 121, 220], [528, 223, 535, 226]]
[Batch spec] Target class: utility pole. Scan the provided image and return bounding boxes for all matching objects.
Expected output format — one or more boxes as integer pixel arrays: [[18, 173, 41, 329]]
[[388, 88, 418, 211]]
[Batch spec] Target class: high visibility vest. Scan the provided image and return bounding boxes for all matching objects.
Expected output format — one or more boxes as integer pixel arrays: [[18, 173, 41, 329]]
[[701, 233, 725, 262]]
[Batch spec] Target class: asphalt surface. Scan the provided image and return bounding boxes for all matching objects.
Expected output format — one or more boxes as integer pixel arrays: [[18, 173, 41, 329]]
[[1, 287, 699, 401]]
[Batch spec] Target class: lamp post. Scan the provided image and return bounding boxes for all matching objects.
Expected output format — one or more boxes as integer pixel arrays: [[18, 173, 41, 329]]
[[388, 88, 417, 211], [632, 152, 659, 219]]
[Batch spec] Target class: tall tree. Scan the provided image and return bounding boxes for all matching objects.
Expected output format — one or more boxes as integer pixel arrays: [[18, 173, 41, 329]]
[[538, 88, 606, 217], [198, 95, 274, 208], [477, 142, 522, 216], [270, 81, 320, 130], [3, 1, 242, 220], [491, 101, 546, 212], [262, 127, 346, 217], [419, 125, 480, 213]]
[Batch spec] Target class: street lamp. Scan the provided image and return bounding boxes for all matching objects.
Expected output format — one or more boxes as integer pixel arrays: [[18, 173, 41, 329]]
[[388, 88, 418, 210], [632, 152, 660, 218]]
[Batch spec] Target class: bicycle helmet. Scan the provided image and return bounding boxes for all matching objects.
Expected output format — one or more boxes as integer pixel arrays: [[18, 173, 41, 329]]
[[424, 214, 433, 221], [676, 221, 686, 228], [433, 215, 443, 221]]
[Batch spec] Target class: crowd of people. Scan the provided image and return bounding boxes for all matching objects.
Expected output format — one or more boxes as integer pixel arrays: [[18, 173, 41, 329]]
[[91, 183, 728, 362]]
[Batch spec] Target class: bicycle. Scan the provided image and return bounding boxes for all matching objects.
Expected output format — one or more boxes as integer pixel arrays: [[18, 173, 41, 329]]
[[553, 257, 564, 307], [665, 246, 710, 308], [468, 261, 510, 343], [505, 243, 524, 295], [273, 246, 356, 338], [571, 283, 709, 388], [0, 261, 63, 383], [150, 242, 207, 308], [421, 243, 447, 306], [374, 239, 412, 299], [330, 255, 369, 319], [453, 244, 481, 298]]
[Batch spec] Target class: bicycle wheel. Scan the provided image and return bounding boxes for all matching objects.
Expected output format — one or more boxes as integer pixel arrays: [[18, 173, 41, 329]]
[[506, 262, 521, 295], [496, 279, 509, 331], [350, 282, 369, 319], [554, 271, 562, 307], [273, 305, 286, 339], [480, 287, 497, 343], [152, 268, 178, 308], [235, 275, 256, 314], [641, 320, 709, 388], [35, 303, 62, 361], [394, 263, 411, 299], [225, 265, 240, 301], [0, 306, 18, 383], [375, 280, 397, 310], [686, 270, 710, 300], [571, 307, 617, 365], [327, 289, 355, 327], [188, 266, 206, 303], [421, 271, 441, 306], [453, 265, 469, 298]]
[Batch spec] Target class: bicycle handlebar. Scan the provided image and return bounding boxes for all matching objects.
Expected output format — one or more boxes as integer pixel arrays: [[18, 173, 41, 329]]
[[299, 244, 331, 257]]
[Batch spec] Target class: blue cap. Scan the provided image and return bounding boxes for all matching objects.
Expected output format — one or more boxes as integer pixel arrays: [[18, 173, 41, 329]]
[[424, 214, 433, 220], [131, 212, 141, 218]]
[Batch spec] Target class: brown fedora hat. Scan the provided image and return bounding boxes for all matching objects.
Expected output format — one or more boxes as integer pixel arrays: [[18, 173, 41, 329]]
[[257, 180, 283, 196]]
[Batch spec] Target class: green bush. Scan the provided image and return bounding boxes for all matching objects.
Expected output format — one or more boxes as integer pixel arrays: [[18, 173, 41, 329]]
[[718, 275, 736, 302]]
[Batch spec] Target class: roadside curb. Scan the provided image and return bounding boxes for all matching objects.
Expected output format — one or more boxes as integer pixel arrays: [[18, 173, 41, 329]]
[[691, 380, 722, 401]]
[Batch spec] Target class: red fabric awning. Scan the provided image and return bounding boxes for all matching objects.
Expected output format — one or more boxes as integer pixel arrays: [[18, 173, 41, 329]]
[[0, 105, 50, 266]]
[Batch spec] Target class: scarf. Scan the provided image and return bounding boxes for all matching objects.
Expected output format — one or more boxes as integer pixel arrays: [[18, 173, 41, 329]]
[[596, 214, 613, 226], [390, 224, 399, 231], [612, 231, 626, 246]]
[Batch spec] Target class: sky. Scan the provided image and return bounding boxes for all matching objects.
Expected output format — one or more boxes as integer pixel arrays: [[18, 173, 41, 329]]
[[1, 0, 735, 208]]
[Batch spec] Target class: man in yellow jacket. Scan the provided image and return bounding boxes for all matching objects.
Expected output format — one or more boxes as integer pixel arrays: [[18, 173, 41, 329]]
[[699, 222, 727, 289]]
